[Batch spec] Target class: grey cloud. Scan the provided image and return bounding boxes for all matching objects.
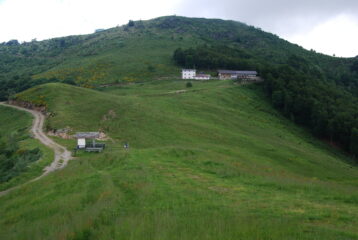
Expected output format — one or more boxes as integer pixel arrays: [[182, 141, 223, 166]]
[[175, 0, 358, 36]]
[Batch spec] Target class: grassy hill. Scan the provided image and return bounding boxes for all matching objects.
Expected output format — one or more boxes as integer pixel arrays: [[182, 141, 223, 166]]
[[1, 17, 357, 151], [0, 81, 357, 239], [1, 16, 356, 89], [1, 15, 358, 239]]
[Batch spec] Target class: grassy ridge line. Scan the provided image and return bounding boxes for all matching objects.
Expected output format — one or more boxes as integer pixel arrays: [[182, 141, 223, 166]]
[[0, 81, 357, 239]]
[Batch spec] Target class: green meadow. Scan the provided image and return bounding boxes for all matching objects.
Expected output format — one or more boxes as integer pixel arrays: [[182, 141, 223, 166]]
[[0, 80, 356, 239]]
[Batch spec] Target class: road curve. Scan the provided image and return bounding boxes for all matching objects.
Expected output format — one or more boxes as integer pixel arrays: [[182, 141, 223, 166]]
[[0, 102, 72, 197]]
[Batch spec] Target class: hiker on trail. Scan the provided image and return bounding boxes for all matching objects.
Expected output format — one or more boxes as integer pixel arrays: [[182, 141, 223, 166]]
[[124, 142, 129, 150]]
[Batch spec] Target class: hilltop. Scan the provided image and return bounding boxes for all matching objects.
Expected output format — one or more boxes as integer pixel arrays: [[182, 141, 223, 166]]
[[0, 16, 356, 89]]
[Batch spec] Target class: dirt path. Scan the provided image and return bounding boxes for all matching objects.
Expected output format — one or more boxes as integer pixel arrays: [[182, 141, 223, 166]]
[[0, 102, 72, 197]]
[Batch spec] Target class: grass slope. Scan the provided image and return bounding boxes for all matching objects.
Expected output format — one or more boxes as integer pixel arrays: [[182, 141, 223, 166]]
[[0, 81, 356, 239], [0, 105, 53, 191], [0, 105, 32, 137]]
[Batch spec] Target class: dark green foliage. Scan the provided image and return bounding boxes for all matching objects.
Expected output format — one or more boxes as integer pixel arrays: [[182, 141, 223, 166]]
[[128, 20, 135, 27], [351, 128, 358, 157], [147, 64, 156, 72], [0, 133, 42, 183], [271, 90, 284, 108], [173, 45, 256, 70], [261, 61, 358, 156], [0, 35, 93, 99], [5, 40, 19, 46], [350, 58, 358, 72], [186, 82, 192, 88], [0, 75, 61, 101]]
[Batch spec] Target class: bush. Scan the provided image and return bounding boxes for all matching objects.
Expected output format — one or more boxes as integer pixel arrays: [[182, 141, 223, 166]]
[[0, 134, 42, 182], [186, 82, 192, 88], [128, 20, 135, 27]]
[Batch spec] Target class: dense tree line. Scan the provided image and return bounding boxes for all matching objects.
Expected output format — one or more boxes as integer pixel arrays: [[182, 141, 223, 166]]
[[0, 37, 84, 100], [0, 36, 103, 99], [173, 46, 258, 71], [0, 75, 63, 101], [173, 46, 358, 158], [261, 61, 358, 156]]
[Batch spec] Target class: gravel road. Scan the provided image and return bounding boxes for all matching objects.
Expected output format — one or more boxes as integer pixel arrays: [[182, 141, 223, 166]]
[[0, 102, 72, 197]]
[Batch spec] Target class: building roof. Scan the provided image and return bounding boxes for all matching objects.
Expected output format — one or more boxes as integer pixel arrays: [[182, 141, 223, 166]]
[[75, 132, 100, 139], [218, 70, 257, 75]]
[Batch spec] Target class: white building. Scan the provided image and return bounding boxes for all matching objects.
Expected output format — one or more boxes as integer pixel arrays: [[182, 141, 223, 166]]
[[182, 69, 196, 79]]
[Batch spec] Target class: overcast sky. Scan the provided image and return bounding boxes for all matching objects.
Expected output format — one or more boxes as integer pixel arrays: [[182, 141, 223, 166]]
[[1, 0, 358, 57]]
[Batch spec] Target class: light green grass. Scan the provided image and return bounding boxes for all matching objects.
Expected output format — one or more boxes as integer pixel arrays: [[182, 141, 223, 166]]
[[1, 81, 357, 239], [33, 23, 203, 85], [95, 79, 228, 96], [0, 105, 32, 137]]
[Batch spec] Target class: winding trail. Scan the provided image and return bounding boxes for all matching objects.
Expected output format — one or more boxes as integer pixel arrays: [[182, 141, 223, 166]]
[[0, 102, 72, 197]]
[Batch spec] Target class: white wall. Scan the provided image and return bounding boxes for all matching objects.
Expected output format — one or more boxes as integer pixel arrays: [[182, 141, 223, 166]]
[[78, 138, 86, 148], [182, 69, 196, 79]]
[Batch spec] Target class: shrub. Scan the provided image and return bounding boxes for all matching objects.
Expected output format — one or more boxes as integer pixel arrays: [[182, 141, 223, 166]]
[[128, 20, 135, 27]]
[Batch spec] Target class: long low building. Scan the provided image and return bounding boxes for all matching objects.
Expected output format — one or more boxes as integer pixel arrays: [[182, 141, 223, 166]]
[[195, 74, 211, 80], [218, 70, 257, 80]]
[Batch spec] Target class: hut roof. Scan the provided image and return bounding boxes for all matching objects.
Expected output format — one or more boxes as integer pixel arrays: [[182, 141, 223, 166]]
[[75, 132, 100, 139]]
